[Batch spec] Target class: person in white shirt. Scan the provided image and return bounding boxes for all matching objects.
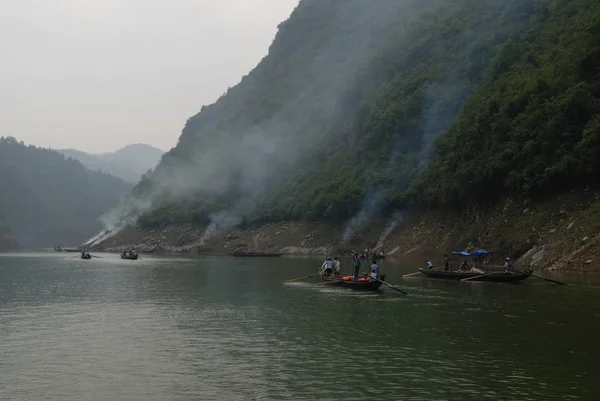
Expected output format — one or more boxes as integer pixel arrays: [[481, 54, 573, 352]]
[[370, 260, 379, 279], [426, 260, 434, 269], [321, 258, 333, 275], [333, 257, 341, 277]]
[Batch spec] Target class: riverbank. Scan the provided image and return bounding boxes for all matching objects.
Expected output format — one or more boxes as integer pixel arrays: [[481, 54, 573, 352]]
[[95, 190, 600, 272]]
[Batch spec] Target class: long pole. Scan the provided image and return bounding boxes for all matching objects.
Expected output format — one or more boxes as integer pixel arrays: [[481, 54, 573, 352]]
[[286, 273, 321, 283], [514, 269, 566, 285], [461, 272, 495, 282], [363, 273, 408, 295]]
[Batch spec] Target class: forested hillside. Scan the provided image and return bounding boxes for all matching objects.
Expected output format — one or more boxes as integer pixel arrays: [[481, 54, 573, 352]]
[[0, 137, 131, 247], [133, 0, 600, 230]]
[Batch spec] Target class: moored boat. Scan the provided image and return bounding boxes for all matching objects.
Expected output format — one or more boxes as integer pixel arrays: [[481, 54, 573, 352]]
[[229, 251, 283, 257], [418, 268, 532, 283], [320, 273, 386, 291]]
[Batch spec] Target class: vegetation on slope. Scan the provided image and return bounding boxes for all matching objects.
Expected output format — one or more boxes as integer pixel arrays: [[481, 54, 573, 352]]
[[136, 0, 600, 228], [414, 0, 600, 208], [0, 137, 131, 247]]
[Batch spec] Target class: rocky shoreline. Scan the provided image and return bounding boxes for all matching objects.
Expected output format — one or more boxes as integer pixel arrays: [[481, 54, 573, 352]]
[[93, 191, 600, 273]]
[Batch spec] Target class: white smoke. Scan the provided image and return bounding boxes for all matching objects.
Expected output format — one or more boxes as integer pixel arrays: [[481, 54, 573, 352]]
[[342, 191, 384, 243], [376, 210, 404, 249], [198, 210, 243, 246], [82, 197, 151, 247]]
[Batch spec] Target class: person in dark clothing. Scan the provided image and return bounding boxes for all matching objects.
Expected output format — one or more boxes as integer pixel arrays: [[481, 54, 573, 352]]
[[443, 254, 449, 272], [353, 253, 361, 280]]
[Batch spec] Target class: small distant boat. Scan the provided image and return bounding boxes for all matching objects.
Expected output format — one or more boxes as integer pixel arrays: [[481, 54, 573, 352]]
[[54, 245, 62, 252], [229, 251, 283, 257], [320, 273, 386, 291], [81, 253, 92, 260], [121, 251, 139, 260]]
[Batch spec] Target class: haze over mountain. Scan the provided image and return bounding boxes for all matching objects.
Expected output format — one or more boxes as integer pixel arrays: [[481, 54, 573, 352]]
[[58, 144, 165, 183], [0, 137, 131, 249]]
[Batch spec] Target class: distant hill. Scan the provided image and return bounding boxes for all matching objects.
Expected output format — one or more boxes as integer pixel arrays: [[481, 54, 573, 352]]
[[0, 137, 132, 248], [58, 144, 164, 183]]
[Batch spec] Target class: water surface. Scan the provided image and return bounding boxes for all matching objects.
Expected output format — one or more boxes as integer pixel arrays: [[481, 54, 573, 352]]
[[1, 253, 599, 400]]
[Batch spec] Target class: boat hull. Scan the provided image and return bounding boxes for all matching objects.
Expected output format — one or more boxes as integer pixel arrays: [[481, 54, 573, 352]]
[[418, 268, 531, 282], [320, 274, 386, 291], [81, 255, 91, 260], [121, 255, 139, 260]]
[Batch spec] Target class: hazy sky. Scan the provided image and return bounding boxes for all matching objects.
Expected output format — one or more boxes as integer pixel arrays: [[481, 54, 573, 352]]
[[0, 0, 299, 152]]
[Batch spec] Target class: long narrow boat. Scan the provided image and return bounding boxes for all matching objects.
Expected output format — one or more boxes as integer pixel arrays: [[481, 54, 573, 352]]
[[229, 251, 283, 257], [320, 273, 386, 291], [418, 268, 532, 283]]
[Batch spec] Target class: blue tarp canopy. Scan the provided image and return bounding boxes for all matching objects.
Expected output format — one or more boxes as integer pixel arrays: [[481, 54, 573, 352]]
[[452, 249, 494, 257]]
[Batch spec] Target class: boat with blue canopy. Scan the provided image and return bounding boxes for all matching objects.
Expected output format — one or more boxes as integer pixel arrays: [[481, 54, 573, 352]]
[[452, 249, 494, 257], [416, 249, 532, 283]]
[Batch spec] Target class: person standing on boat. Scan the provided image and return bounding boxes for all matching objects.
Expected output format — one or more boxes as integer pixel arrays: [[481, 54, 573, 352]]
[[322, 258, 333, 275], [353, 253, 361, 279], [370, 259, 379, 279], [504, 257, 513, 274], [333, 257, 341, 277], [443, 254, 449, 271]]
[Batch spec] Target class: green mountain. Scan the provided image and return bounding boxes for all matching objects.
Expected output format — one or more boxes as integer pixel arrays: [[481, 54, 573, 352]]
[[59, 144, 164, 183], [0, 137, 132, 248], [132, 0, 600, 231]]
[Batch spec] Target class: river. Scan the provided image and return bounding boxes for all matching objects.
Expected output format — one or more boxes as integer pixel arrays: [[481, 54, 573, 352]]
[[0, 252, 599, 400]]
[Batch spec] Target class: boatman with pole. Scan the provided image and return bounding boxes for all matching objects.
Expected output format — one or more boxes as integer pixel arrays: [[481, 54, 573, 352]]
[[353, 252, 361, 280]]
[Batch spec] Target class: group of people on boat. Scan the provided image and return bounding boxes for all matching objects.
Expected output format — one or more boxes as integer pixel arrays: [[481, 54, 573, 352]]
[[320, 252, 380, 281], [121, 248, 139, 259], [81, 249, 91, 259], [425, 254, 514, 274]]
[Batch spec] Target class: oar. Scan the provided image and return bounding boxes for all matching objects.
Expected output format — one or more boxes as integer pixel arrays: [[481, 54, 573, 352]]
[[514, 269, 566, 285], [461, 272, 496, 282], [403, 271, 423, 278], [315, 280, 342, 285], [286, 273, 321, 282], [365, 274, 408, 295]]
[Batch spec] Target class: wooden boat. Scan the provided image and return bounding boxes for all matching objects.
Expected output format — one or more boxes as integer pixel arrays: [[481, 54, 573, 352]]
[[418, 268, 532, 283], [229, 251, 283, 257], [320, 273, 386, 291], [81, 253, 91, 260], [120, 252, 139, 260]]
